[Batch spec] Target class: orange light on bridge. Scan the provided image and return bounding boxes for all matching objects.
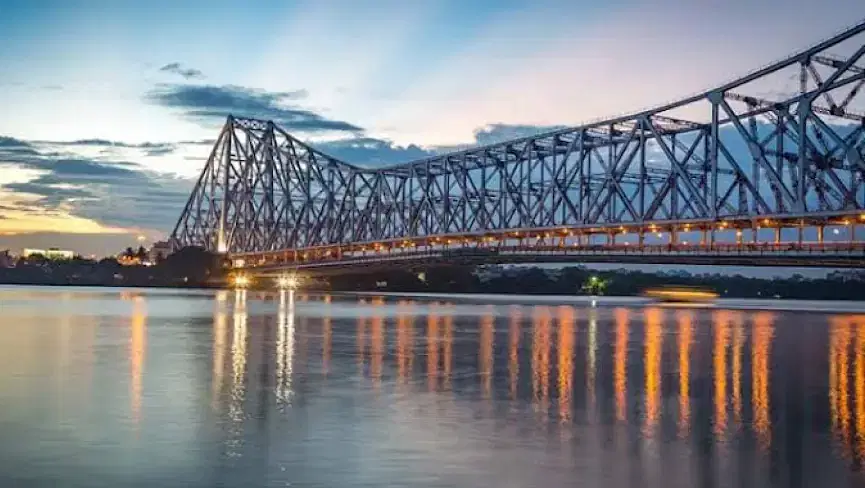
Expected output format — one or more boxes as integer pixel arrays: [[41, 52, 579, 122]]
[[276, 274, 299, 290], [231, 274, 251, 288]]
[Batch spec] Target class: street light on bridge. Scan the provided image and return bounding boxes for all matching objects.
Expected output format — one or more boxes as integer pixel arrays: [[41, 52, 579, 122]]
[[276, 274, 300, 290], [232, 273, 251, 289]]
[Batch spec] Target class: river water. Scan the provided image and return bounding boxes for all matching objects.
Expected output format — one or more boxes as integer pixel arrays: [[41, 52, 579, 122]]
[[1, 286, 865, 487]]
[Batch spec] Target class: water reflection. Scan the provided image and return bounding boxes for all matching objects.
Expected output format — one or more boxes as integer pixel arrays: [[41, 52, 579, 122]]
[[557, 306, 575, 424], [322, 295, 331, 376], [643, 307, 662, 436], [7, 288, 865, 487], [614, 308, 629, 422], [213, 291, 228, 409], [509, 306, 521, 400], [442, 311, 454, 391], [732, 313, 744, 427], [395, 302, 412, 387], [480, 306, 494, 400], [713, 310, 730, 438], [677, 310, 693, 437], [828, 314, 865, 461], [856, 319, 865, 461], [752, 312, 774, 452], [587, 308, 597, 419], [427, 305, 439, 392], [227, 289, 248, 457], [370, 299, 384, 390], [276, 290, 295, 406], [531, 306, 552, 415]]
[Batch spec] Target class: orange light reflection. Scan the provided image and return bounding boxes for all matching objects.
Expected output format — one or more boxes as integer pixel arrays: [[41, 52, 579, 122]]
[[614, 308, 629, 422], [677, 310, 692, 437], [713, 310, 730, 438], [752, 312, 774, 451], [509, 307, 521, 400], [480, 306, 495, 399], [130, 296, 147, 426], [643, 307, 662, 436], [557, 306, 576, 424], [427, 304, 440, 392], [532, 306, 552, 415]]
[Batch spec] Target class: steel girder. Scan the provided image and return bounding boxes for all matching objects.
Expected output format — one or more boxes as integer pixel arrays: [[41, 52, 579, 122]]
[[170, 21, 865, 254]]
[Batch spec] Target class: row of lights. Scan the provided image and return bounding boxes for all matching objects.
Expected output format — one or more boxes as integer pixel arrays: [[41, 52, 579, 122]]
[[234, 214, 865, 264], [231, 273, 300, 290]]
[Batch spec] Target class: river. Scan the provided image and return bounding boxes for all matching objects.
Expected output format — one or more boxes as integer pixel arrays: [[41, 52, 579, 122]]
[[1, 286, 864, 487]]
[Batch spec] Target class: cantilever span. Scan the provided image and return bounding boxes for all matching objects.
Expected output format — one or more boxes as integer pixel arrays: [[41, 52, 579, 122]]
[[171, 21, 865, 270]]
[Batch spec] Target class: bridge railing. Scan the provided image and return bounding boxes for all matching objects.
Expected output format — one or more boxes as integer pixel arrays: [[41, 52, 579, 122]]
[[231, 241, 865, 270]]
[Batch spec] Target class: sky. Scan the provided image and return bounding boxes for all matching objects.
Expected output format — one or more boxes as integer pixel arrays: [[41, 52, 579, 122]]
[[0, 0, 863, 259]]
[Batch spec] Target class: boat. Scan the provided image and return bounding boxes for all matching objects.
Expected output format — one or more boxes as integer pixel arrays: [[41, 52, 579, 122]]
[[641, 285, 719, 303]]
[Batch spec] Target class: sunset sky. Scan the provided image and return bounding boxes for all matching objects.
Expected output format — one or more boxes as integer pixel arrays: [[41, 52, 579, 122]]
[[0, 0, 863, 257]]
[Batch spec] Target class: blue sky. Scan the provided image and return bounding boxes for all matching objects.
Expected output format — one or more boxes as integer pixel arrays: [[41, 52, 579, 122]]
[[0, 0, 863, 257]]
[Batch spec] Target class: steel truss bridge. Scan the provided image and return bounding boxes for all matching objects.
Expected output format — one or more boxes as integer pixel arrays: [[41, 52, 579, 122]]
[[171, 21, 865, 273]]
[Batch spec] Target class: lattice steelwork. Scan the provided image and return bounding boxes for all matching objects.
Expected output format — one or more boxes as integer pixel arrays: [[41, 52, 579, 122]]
[[171, 21, 865, 256]]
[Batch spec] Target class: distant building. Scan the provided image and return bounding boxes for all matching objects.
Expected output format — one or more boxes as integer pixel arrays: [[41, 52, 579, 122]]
[[22, 247, 75, 260], [117, 254, 142, 266], [149, 240, 172, 263], [0, 250, 13, 268]]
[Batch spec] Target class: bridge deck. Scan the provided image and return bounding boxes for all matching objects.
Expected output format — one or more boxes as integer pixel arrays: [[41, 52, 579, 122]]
[[231, 241, 865, 276]]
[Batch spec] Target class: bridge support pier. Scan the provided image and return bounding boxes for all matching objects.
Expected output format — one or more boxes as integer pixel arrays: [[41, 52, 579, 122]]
[[774, 228, 781, 245], [817, 226, 824, 244]]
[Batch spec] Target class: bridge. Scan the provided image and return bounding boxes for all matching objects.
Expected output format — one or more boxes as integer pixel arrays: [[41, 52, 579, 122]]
[[170, 21, 865, 274]]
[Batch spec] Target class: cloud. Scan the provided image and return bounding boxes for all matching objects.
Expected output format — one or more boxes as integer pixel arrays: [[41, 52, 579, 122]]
[[45, 138, 177, 157], [313, 123, 567, 166], [159, 62, 205, 80], [471, 124, 567, 146], [0, 138, 194, 233], [0, 136, 31, 148], [145, 84, 362, 133], [318, 137, 434, 166]]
